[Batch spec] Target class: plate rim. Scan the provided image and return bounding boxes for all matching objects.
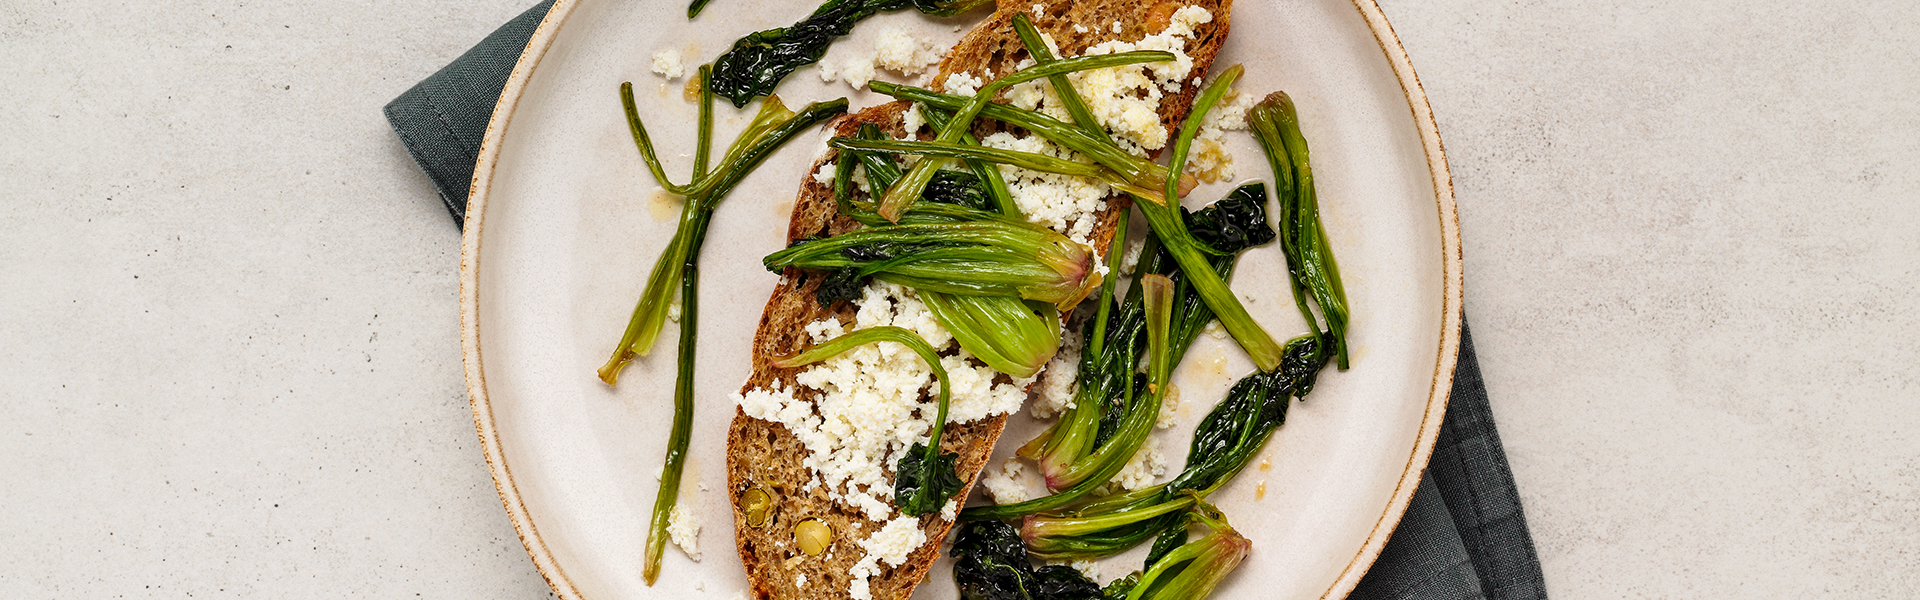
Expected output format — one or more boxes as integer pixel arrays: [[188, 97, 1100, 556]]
[[458, 1, 1463, 597]]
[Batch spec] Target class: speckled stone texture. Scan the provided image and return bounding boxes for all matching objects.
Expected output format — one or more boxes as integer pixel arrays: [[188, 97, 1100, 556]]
[[1, 0, 1915, 598], [1375, 0, 1920, 597]]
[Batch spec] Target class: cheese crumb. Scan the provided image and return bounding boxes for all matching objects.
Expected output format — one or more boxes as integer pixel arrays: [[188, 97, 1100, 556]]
[[873, 26, 946, 76], [983, 459, 1031, 504], [1031, 328, 1083, 418], [1203, 319, 1228, 340], [941, 498, 961, 521], [651, 49, 685, 80], [667, 504, 702, 561], [1073, 23, 1090, 34], [849, 517, 929, 599], [1113, 435, 1167, 491], [667, 299, 683, 323], [735, 281, 1030, 522], [942, 72, 985, 97], [979, 131, 1109, 246], [1157, 383, 1181, 429], [796, 573, 808, 587], [901, 103, 927, 136], [1070, 559, 1101, 581], [1189, 83, 1257, 182], [1119, 235, 1146, 276], [812, 162, 837, 186], [1030, 3, 1047, 17], [840, 59, 878, 89]]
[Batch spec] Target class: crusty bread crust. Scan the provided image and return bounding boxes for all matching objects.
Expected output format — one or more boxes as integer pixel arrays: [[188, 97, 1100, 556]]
[[725, 1, 1231, 597]]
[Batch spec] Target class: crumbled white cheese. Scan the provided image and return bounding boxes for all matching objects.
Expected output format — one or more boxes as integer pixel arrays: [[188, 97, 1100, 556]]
[[901, 102, 927, 136], [1030, 328, 1083, 418], [1157, 383, 1181, 429], [1112, 20, 1122, 33], [796, 573, 808, 587], [840, 59, 878, 89], [812, 162, 837, 186], [864, 517, 927, 566], [667, 299, 683, 323], [1113, 435, 1167, 491], [1036, 6, 1214, 155], [942, 72, 985, 97], [667, 504, 702, 561], [735, 282, 1030, 522], [982, 459, 1031, 504], [1030, 3, 1047, 17], [1119, 234, 1146, 276], [824, 27, 944, 93], [1203, 319, 1228, 340], [847, 516, 929, 600], [1069, 559, 1101, 581], [979, 131, 1109, 246], [1189, 83, 1257, 182], [941, 498, 961, 521], [1073, 23, 1090, 34], [873, 26, 946, 75], [651, 49, 686, 80]]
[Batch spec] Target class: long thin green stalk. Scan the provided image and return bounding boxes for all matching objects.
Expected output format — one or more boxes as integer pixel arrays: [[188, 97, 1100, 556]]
[[640, 232, 706, 586], [1126, 67, 1285, 371], [831, 138, 1118, 184], [601, 97, 848, 384]]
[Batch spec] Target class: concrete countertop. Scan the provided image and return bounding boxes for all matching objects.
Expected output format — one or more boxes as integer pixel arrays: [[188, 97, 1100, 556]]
[[3, 0, 1913, 597]]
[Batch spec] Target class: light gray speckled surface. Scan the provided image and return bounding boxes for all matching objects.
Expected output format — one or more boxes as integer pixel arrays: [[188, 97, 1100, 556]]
[[1, 0, 1914, 597]]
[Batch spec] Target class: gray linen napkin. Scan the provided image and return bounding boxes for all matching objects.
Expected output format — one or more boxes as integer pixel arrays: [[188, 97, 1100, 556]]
[[385, 4, 1548, 598]]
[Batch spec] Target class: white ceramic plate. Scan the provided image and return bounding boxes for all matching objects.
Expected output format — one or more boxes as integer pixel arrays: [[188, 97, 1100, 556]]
[[462, 1, 1460, 598]]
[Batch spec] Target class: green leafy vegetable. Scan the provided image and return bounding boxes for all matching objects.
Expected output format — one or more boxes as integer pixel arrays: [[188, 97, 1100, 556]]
[[814, 267, 867, 307], [924, 169, 994, 212], [921, 293, 1061, 378], [963, 274, 1179, 520], [866, 81, 1196, 199], [1017, 184, 1271, 499], [771, 326, 960, 516], [1183, 183, 1276, 255], [874, 51, 1177, 221], [1117, 501, 1249, 600], [1017, 336, 1327, 561], [763, 220, 1102, 312], [707, 0, 991, 107], [1251, 91, 1351, 369], [951, 520, 1105, 600]]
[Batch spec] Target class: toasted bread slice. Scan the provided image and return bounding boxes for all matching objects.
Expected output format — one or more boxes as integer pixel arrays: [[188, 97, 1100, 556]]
[[726, 1, 1232, 598]]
